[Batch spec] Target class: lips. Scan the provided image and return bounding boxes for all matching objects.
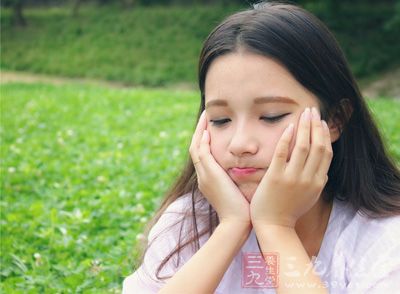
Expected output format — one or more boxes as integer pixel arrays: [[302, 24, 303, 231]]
[[232, 167, 258, 173], [229, 167, 263, 178]]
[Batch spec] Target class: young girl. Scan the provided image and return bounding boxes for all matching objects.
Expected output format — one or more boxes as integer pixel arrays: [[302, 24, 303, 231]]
[[123, 2, 400, 293]]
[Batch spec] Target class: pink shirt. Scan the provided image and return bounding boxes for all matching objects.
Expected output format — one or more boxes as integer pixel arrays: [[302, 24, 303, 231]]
[[123, 193, 400, 293]]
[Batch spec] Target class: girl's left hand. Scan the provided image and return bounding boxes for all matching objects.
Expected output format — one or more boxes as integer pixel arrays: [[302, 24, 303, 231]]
[[250, 107, 333, 228]]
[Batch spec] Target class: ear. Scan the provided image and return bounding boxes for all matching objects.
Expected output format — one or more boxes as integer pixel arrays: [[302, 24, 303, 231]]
[[327, 122, 341, 143], [326, 99, 353, 143]]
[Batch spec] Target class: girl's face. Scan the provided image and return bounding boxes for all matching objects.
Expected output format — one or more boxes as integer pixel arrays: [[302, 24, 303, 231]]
[[204, 52, 331, 202]]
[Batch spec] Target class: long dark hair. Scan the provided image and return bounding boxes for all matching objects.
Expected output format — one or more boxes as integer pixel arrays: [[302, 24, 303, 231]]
[[138, 1, 400, 280]]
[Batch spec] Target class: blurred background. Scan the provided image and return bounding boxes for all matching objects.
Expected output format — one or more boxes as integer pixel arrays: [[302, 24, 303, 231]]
[[1, 0, 399, 292], [2, 0, 400, 87]]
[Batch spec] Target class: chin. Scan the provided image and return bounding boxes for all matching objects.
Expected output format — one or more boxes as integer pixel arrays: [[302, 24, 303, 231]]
[[239, 185, 257, 202]]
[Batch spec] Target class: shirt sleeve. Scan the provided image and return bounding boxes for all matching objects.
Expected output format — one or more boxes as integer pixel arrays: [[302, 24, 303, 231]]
[[365, 268, 400, 294], [122, 194, 210, 294], [345, 216, 400, 293]]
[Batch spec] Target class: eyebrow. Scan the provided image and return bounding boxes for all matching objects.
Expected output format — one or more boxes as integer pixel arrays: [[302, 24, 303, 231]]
[[205, 96, 298, 109]]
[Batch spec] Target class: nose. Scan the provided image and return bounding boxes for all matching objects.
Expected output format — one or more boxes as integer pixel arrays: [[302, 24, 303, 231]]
[[228, 123, 259, 157]]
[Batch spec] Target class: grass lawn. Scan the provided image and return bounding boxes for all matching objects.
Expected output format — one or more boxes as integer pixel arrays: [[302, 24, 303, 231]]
[[0, 82, 399, 292], [1, 82, 198, 292], [1, 3, 399, 86], [0, 5, 239, 87]]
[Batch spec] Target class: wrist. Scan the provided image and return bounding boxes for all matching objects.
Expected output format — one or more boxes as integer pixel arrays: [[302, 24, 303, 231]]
[[252, 222, 296, 234], [218, 219, 252, 234], [251, 216, 297, 230], [214, 221, 252, 249]]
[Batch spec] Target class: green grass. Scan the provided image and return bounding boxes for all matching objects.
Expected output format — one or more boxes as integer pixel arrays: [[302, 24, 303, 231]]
[[0, 82, 199, 292], [1, 82, 399, 292], [367, 98, 400, 162], [1, 3, 399, 86], [0, 5, 240, 87]]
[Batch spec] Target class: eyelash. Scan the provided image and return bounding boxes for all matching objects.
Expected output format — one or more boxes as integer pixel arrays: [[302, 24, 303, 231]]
[[210, 114, 290, 126]]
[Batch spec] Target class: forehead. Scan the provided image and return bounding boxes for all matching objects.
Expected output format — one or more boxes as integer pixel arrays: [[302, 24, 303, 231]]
[[204, 52, 318, 107]]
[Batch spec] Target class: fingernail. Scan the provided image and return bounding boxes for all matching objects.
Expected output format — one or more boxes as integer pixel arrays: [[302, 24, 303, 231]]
[[286, 123, 294, 135], [311, 107, 320, 120], [202, 130, 208, 140], [302, 108, 310, 121]]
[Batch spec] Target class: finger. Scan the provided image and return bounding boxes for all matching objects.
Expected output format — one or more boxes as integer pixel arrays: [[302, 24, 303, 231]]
[[193, 129, 209, 176], [198, 129, 241, 180], [303, 107, 326, 177], [315, 120, 333, 179], [192, 110, 207, 148], [268, 123, 294, 174], [196, 129, 221, 186], [197, 129, 235, 182], [198, 129, 213, 171], [189, 110, 206, 163], [286, 107, 311, 174]]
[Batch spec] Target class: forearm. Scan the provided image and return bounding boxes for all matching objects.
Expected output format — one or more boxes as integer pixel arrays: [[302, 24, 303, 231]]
[[254, 224, 328, 294], [159, 221, 251, 294]]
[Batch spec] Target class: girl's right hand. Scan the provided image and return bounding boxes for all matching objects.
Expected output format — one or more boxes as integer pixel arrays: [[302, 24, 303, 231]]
[[189, 110, 252, 227]]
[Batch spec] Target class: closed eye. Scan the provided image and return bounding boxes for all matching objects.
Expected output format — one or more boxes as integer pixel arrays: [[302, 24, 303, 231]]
[[210, 113, 290, 126], [261, 113, 290, 122], [210, 118, 231, 126]]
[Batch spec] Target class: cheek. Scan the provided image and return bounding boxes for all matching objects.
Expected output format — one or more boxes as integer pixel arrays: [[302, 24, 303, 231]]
[[208, 124, 298, 164], [209, 131, 225, 163], [264, 126, 297, 162], [264, 129, 283, 160]]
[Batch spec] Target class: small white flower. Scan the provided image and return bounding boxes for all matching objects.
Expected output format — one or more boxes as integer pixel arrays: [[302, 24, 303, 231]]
[[178, 130, 189, 138], [96, 175, 106, 183], [136, 233, 146, 242], [134, 203, 145, 213], [57, 137, 65, 145], [8, 167, 16, 173], [159, 131, 168, 138], [172, 148, 180, 157], [74, 209, 82, 219], [33, 252, 43, 266], [135, 192, 143, 200], [10, 145, 21, 154], [66, 129, 74, 137], [77, 234, 87, 244], [90, 259, 102, 274], [59, 227, 67, 235]]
